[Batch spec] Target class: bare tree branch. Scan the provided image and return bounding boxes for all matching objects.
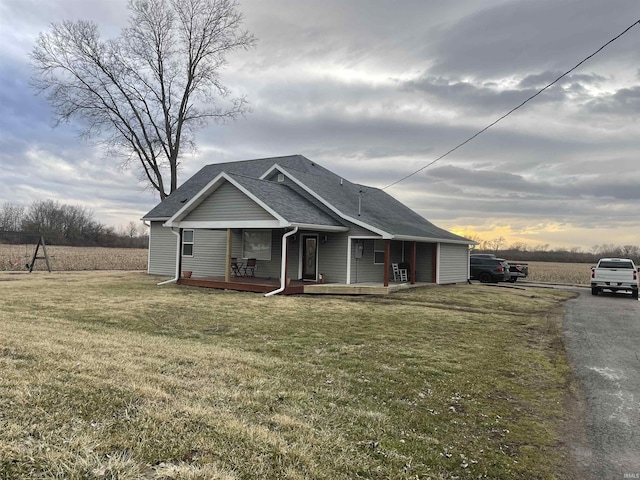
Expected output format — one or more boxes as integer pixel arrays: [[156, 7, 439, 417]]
[[30, 0, 256, 200]]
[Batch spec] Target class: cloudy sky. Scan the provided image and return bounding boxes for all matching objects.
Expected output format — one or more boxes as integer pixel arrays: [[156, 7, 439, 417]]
[[1, 0, 639, 250]]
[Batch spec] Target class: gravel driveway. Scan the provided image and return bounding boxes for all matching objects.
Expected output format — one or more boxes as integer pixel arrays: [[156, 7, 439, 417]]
[[562, 287, 640, 480]]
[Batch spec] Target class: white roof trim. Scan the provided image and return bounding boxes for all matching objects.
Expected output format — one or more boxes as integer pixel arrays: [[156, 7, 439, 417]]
[[260, 164, 391, 238], [164, 172, 288, 228], [290, 223, 349, 232], [176, 220, 282, 229], [393, 234, 476, 245]]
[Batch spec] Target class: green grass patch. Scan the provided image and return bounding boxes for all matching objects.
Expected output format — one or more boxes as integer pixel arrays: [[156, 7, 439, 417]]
[[0, 271, 574, 479]]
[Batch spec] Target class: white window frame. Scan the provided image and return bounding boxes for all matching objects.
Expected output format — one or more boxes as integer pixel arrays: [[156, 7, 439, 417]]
[[182, 229, 194, 257], [373, 239, 385, 264], [242, 229, 272, 260]]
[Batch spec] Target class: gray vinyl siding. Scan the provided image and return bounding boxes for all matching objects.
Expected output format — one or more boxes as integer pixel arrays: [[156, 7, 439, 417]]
[[415, 243, 435, 283], [179, 228, 299, 280], [148, 221, 177, 276], [181, 229, 228, 277], [235, 229, 297, 280], [249, 229, 283, 279], [317, 231, 348, 283], [286, 233, 300, 279], [438, 243, 469, 284], [348, 240, 408, 284], [184, 181, 275, 222], [350, 239, 381, 283], [245, 229, 300, 280], [347, 224, 383, 284]]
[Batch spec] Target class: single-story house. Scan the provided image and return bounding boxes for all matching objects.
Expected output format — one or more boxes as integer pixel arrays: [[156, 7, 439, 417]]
[[142, 155, 475, 295]]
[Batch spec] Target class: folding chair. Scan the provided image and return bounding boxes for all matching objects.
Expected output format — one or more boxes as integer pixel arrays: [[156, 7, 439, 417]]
[[231, 257, 243, 277], [392, 263, 408, 282], [243, 258, 257, 278]]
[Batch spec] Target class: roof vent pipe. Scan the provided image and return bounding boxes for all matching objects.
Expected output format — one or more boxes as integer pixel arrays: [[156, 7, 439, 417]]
[[340, 178, 343, 186]]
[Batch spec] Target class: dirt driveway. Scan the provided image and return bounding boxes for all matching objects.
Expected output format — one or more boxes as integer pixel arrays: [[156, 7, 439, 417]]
[[562, 287, 640, 479]]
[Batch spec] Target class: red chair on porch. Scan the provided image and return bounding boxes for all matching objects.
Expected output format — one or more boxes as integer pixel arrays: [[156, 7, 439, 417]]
[[243, 258, 257, 277]]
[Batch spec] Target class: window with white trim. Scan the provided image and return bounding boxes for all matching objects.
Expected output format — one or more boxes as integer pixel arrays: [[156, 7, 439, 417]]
[[373, 239, 385, 264], [182, 229, 194, 257], [243, 230, 272, 260]]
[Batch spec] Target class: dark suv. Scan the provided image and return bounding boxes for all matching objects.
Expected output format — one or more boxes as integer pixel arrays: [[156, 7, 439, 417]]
[[470, 255, 512, 283]]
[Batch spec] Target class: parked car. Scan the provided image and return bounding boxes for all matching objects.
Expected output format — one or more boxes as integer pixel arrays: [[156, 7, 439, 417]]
[[591, 258, 639, 298], [470, 253, 528, 282], [507, 262, 529, 283], [470, 255, 512, 283]]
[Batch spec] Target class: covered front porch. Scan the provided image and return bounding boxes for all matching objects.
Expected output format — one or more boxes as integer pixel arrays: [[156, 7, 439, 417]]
[[177, 272, 429, 295], [178, 274, 306, 294]]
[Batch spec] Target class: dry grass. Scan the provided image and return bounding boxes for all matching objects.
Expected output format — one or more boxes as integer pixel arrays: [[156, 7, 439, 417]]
[[0, 271, 576, 479], [525, 261, 592, 286], [0, 244, 147, 271]]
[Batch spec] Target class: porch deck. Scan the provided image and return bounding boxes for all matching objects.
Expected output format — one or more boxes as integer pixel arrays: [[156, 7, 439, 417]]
[[177, 275, 429, 295], [303, 281, 429, 295], [178, 275, 306, 294]]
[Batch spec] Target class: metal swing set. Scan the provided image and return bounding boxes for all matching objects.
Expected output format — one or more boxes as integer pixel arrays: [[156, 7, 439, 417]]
[[0, 230, 52, 273]]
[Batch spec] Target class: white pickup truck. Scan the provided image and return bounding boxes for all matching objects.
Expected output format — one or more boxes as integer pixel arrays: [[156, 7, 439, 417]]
[[591, 258, 639, 299]]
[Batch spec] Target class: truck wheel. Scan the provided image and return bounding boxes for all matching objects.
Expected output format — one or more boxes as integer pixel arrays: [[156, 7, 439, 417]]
[[478, 272, 492, 283], [632, 289, 638, 300], [509, 277, 517, 283], [591, 287, 599, 296]]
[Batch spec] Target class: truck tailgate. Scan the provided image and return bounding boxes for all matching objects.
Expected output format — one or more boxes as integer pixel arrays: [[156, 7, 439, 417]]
[[594, 269, 635, 283]]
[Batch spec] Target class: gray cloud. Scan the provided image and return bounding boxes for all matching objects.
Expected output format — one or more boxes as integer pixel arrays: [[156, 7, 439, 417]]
[[584, 86, 640, 114], [518, 71, 606, 89], [0, 0, 639, 246], [426, 0, 640, 78], [400, 74, 566, 114]]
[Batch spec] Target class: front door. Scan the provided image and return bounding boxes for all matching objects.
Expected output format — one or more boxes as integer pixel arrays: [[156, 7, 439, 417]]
[[302, 235, 318, 280]]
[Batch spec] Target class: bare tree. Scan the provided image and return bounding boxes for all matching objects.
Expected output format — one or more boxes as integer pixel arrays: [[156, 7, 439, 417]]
[[0, 203, 25, 232], [509, 241, 528, 252], [619, 245, 639, 257], [22, 200, 96, 243], [126, 221, 140, 238], [31, 0, 255, 200], [487, 236, 505, 254], [534, 243, 550, 253]]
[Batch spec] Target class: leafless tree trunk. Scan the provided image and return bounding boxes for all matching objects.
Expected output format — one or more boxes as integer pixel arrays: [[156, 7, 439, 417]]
[[0, 203, 25, 232], [31, 0, 255, 200], [488, 236, 505, 254]]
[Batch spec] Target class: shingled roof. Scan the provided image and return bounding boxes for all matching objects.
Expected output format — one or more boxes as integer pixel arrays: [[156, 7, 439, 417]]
[[226, 173, 343, 227], [143, 155, 471, 243]]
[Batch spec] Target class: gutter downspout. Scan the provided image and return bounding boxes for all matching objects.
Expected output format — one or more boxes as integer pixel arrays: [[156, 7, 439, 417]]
[[264, 226, 299, 297], [158, 227, 181, 285], [143, 220, 151, 274]]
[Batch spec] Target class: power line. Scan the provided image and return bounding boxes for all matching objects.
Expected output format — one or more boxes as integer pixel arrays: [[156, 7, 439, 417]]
[[380, 18, 640, 191]]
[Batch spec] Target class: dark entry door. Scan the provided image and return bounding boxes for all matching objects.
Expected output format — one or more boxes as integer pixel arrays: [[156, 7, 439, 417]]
[[302, 235, 317, 280]]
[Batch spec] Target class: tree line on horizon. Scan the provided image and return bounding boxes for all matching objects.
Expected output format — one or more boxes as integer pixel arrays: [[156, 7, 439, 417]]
[[0, 201, 147, 248], [3, 201, 638, 262], [470, 235, 640, 265]]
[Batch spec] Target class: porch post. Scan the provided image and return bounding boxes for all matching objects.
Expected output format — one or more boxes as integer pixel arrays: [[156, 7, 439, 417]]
[[225, 229, 232, 282], [411, 241, 417, 284], [283, 235, 290, 292], [384, 239, 390, 287], [433, 244, 438, 283]]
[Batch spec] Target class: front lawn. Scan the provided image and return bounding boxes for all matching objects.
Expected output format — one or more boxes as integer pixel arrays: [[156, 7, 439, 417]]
[[0, 271, 574, 479]]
